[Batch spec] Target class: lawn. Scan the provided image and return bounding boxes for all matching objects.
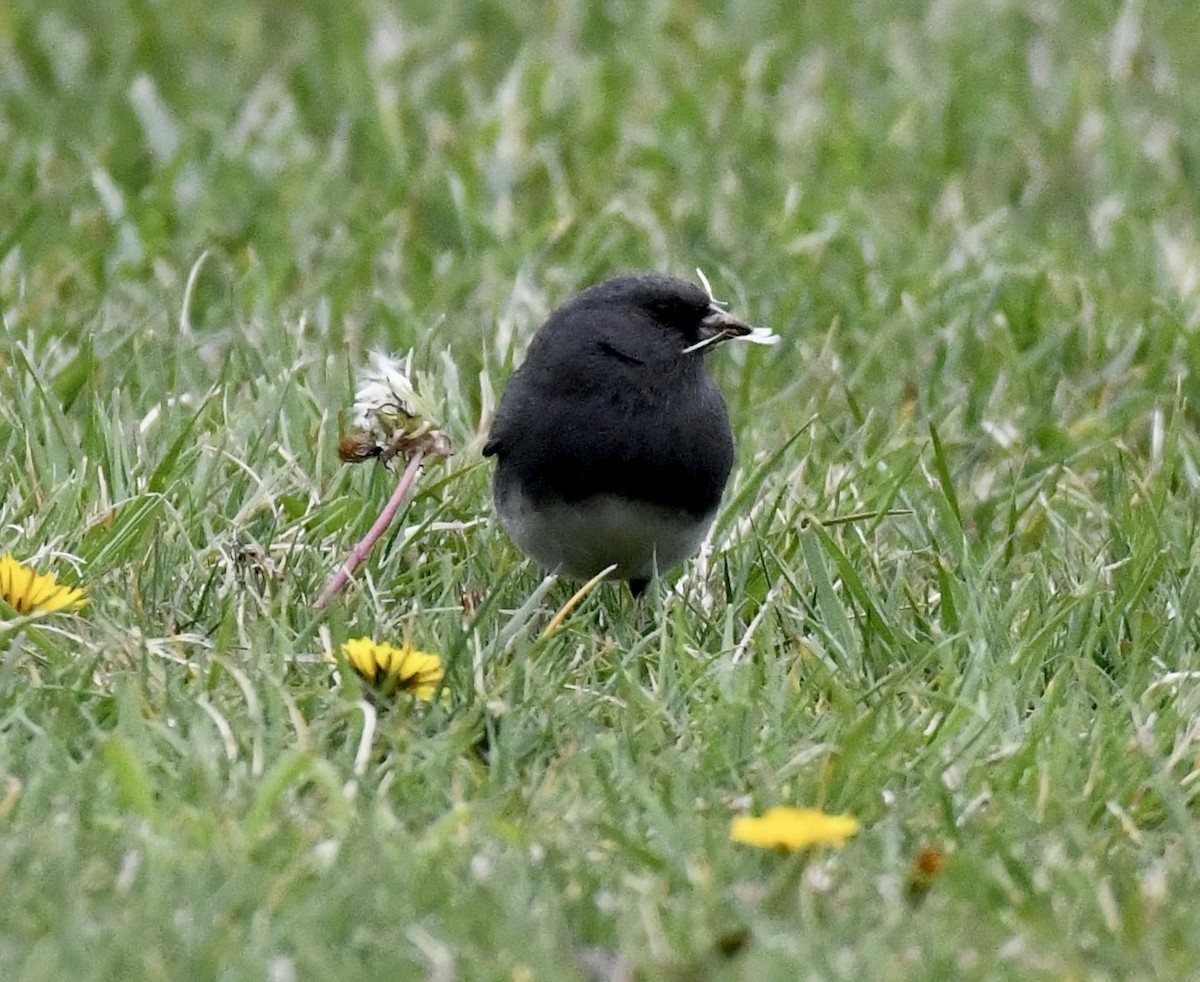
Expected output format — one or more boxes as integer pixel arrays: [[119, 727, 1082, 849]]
[[3, 0, 1200, 978]]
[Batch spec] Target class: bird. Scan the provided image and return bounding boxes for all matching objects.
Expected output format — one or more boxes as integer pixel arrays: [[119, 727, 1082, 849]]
[[483, 273, 777, 597]]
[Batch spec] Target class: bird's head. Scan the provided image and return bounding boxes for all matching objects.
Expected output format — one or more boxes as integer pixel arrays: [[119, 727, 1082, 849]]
[[564, 274, 778, 364]]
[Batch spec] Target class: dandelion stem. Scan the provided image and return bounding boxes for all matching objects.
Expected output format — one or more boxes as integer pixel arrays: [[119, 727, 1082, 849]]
[[315, 448, 426, 609]]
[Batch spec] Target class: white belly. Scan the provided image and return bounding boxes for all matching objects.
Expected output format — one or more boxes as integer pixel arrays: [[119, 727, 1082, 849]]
[[497, 490, 715, 582]]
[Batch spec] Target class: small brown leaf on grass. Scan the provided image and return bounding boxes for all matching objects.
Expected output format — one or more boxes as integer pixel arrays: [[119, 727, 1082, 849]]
[[907, 844, 947, 903]]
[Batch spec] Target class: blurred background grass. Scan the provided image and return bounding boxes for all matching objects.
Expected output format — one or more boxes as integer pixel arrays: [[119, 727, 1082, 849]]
[[4, 0, 1200, 978]]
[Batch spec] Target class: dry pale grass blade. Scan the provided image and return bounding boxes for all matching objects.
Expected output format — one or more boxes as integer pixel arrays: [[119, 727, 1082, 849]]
[[540, 564, 618, 638]]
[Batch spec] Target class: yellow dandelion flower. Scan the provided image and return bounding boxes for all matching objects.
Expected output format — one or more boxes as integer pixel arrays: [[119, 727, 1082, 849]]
[[730, 806, 860, 852], [0, 553, 87, 615], [340, 637, 444, 701]]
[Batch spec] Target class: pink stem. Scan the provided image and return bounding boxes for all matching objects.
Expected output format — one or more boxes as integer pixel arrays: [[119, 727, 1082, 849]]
[[315, 448, 426, 609]]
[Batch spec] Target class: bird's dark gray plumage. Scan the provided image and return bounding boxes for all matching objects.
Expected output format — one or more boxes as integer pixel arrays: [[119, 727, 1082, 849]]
[[483, 273, 762, 596]]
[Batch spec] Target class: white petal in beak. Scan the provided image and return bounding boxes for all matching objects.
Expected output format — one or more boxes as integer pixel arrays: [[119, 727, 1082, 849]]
[[737, 325, 781, 345]]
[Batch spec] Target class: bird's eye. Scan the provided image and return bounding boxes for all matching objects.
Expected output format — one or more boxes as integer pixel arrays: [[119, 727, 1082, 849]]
[[649, 296, 709, 326]]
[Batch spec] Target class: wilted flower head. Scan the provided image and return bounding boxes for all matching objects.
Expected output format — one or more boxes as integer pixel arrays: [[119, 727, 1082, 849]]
[[340, 636, 444, 701], [0, 553, 87, 615], [339, 352, 452, 463], [730, 806, 860, 852]]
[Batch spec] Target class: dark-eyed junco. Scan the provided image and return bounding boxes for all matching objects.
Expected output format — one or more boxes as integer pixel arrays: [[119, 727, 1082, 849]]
[[483, 273, 777, 596]]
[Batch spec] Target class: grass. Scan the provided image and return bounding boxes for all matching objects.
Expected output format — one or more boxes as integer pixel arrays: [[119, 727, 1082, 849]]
[[3, 0, 1200, 978]]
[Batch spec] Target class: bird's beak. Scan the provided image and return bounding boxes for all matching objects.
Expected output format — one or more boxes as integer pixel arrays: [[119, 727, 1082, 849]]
[[699, 308, 753, 342], [684, 308, 781, 354]]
